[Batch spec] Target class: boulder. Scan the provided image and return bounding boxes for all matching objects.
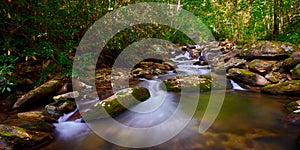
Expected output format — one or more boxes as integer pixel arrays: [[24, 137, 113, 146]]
[[292, 64, 300, 80], [227, 68, 270, 86], [13, 76, 63, 109], [17, 111, 57, 123], [0, 124, 52, 147], [265, 72, 284, 83], [261, 80, 300, 95], [58, 100, 77, 113], [84, 87, 150, 120], [240, 41, 298, 59], [162, 75, 227, 92], [53, 91, 79, 102], [280, 51, 300, 72], [213, 58, 247, 74], [248, 59, 276, 74], [3, 119, 55, 132]]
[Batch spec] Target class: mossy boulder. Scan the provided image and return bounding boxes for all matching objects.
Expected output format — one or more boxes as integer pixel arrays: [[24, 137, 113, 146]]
[[261, 80, 300, 95], [0, 124, 51, 147], [280, 51, 300, 72], [227, 68, 270, 86], [84, 87, 150, 121], [265, 72, 284, 83], [3, 119, 55, 132], [248, 59, 276, 74], [213, 58, 247, 74], [240, 41, 298, 59], [58, 100, 77, 113], [17, 111, 57, 123], [162, 75, 227, 92], [292, 64, 300, 80]]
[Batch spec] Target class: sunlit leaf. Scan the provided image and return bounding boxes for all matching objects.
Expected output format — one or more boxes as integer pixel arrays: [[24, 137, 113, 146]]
[[7, 13, 11, 19]]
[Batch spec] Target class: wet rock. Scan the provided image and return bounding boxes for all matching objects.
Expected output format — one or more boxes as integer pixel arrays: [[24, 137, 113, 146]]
[[213, 58, 247, 74], [58, 100, 77, 113], [1, 94, 17, 110], [227, 68, 270, 86], [13, 76, 63, 109], [248, 59, 277, 74], [292, 64, 300, 80], [17, 111, 57, 123], [162, 75, 227, 92], [3, 119, 55, 132], [280, 51, 300, 72], [285, 100, 300, 112], [0, 124, 52, 147], [285, 113, 300, 125], [240, 41, 298, 59], [53, 91, 79, 102], [261, 80, 300, 95], [265, 72, 284, 83], [84, 87, 150, 120]]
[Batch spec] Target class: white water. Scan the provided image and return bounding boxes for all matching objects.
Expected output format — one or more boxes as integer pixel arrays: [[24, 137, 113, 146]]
[[230, 80, 247, 91]]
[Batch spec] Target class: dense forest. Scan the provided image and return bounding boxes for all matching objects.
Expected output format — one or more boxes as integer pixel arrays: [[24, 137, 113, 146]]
[[1, 0, 299, 92]]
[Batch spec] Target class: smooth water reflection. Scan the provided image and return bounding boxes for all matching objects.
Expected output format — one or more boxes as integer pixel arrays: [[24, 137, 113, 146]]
[[43, 90, 299, 150]]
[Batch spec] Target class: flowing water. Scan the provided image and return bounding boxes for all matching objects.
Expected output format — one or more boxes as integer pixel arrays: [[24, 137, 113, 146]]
[[43, 52, 300, 150]]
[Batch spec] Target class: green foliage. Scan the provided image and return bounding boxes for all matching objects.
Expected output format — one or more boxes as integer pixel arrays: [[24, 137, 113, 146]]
[[0, 64, 16, 93]]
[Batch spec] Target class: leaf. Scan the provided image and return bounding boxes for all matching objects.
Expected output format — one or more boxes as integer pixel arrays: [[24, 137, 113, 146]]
[[6, 87, 11, 92], [7, 13, 11, 19]]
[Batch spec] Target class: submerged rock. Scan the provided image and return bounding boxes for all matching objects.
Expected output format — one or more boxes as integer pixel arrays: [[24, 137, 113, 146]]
[[84, 87, 150, 120], [227, 68, 270, 86], [261, 80, 300, 95], [240, 41, 297, 59]]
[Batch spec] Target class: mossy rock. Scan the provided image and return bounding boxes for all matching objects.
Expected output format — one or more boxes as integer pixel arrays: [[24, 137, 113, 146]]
[[292, 64, 300, 80], [58, 100, 77, 113], [213, 58, 247, 74], [3, 119, 55, 132], [227, 68, 270, 86], [261, 80, 300, 95], [162, 75, 227, 92], [240, 41, 298, 59], [280, 51, 300, 72], [0, 124, 51, 146], [17, 111, 57, 123], [248, 59, 277, 74], [84, 87, 150, 121]]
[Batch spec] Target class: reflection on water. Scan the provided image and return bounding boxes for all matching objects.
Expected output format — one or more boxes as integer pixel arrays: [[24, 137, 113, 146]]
[[43, 87, 299, 150]]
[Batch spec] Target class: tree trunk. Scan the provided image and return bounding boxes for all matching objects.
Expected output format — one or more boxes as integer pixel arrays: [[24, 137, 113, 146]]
[[273, 0, 279, 37], [279, 0, 284, 33]]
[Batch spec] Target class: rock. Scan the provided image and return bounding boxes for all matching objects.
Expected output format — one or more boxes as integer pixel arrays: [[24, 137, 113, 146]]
[[53, 91, 79, 101], [221, 49, 240, 61], [17, 111, 57, 123], [0, 124, 52, 147], [227, 68, 270, 86], [13, 76, 63, 109], [285, 113, 300, 125], [162, 75, 227, 92], [292, 64, 300, 80], [3, 119, 55, 132], [213, 58, 247, 74], [58, 100, 77, 113], [84, 87, 150, 120], [280, 51, 300, 72], [261, 80, 300, 95], [248, 59, 277, 74], [265, 72, 284, 83], [285, 100, 300, 112], [240, 41, 298, 59]]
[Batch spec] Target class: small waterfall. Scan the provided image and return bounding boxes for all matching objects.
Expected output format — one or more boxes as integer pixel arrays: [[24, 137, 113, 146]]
[[230, 80, 247, 91]]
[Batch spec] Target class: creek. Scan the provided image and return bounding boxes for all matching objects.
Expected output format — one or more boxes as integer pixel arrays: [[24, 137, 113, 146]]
[[43, 51, 300, 150]]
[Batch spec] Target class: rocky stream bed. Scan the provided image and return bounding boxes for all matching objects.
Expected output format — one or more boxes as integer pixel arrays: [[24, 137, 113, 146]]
[[1, 40, 300, 149]]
